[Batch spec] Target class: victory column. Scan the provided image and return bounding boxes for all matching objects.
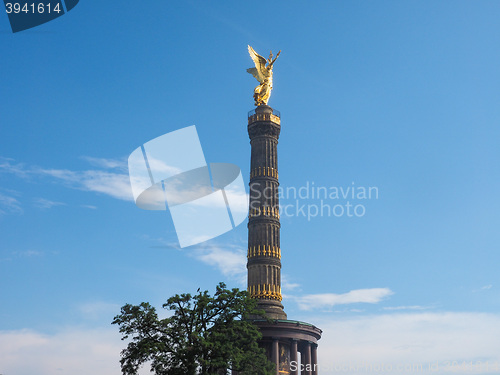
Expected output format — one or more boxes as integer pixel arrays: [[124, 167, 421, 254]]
[[245, 45, 322, 375]]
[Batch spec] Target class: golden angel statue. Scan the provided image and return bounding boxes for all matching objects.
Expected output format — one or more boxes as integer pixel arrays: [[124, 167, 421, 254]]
[[247, 45, 281, 106]]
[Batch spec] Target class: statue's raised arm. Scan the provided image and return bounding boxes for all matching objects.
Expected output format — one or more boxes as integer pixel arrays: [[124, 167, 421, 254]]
[[247, 45, 281, 106]]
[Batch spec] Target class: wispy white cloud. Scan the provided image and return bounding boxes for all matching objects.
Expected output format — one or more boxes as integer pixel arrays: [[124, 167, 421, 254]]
[[147, 156, 182, 177], [383, 305, 433, 311], [190, 245, 247, 284], [348, 308, 365, 313], [140, 234, 181, 250], [33, 198, 66, 209], [80, 156, 127, 170], [316, 312, 500, 374], [294, 288, 394, 311], [223, 185, 248, 214], [0, 157, 29, 178], [39, 168, 133, 201], [81, 204, 98, 210], [78, 302, 122, 321], [1, 157, 248, 214], [12, 250, 45, 258], [1, 250, 45, 262], [0, 191, 23, 215], [472, 284, 493, 293], [281, 274, 301, 292], [0, 157, 133, 202], [0, 328, 135, 375]]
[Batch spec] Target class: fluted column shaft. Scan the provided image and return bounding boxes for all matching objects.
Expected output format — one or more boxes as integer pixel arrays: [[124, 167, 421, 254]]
[[291, 339, 299, 375], [247, 105, 286, 320], [312, 344, 318, 375], [272, 338, 279, 375], [304, 342, 312, 375]]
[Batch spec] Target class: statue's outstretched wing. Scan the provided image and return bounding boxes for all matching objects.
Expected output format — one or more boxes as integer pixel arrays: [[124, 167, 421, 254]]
[[247, 45, 268, 83], [246, 67, 260, 82]]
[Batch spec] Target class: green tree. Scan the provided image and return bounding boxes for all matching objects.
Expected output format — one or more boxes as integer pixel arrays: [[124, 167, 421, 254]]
[[112, 282, 275, 375]]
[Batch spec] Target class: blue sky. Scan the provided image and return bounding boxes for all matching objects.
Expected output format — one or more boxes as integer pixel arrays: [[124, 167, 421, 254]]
[[1, 1, 500, 374]]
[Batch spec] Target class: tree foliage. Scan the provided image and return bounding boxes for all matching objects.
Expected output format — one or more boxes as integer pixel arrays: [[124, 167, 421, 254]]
[[112, 282, 274, 375]]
